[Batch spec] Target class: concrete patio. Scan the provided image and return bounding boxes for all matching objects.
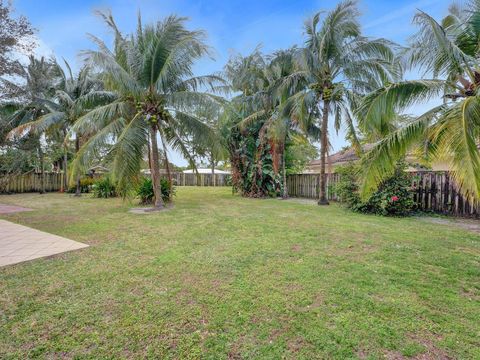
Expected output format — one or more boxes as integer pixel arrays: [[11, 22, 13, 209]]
[[0, 219, 88, 267]]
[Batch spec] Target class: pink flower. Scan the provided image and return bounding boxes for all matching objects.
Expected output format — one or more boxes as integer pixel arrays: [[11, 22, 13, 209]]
[[391, 196, 399, 202]]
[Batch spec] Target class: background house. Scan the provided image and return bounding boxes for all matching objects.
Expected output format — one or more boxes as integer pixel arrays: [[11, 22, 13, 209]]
[[304, 145, 450, 174]]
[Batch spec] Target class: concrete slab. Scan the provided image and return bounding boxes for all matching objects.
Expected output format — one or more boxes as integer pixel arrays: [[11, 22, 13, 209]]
[[0, 219, 88, 267]]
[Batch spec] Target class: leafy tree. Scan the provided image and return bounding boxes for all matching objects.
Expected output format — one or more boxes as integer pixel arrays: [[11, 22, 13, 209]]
[[284, 134, 318, 175], [357, 2, 480, 202], [283, 0, 400, 204], [73, 12, 223, 208], [0, 0, 35, 99]]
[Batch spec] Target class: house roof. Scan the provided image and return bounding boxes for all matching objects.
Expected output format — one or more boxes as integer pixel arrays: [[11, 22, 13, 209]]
[[308, 144, 374, 166]]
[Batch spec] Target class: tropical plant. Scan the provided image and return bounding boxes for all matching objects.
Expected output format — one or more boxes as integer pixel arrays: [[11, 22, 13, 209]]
[[68, 177, 94, 194], [73, 12, 223, 208], [92, 176, 116, 198], [2, 56, 59, 193], [357, 2, 480, 203], [224, 48, 303, 198], [282, 0, 401, 205], [8, 60, 114, 195], [136, 177, 174, 204]]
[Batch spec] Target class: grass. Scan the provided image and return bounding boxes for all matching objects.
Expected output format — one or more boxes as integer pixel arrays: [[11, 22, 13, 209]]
[[0, 187, 479, 359]]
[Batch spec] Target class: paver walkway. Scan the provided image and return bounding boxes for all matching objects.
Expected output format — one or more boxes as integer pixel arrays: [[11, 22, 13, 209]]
[[0, 219, 88, 267]]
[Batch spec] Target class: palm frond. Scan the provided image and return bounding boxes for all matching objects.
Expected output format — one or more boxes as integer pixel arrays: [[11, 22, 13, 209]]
[[357, 80, 445, 137]]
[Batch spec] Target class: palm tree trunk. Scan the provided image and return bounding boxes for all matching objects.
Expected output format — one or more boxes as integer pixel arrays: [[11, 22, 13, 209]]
[[282, 143, 288, 199], [150, 126, 164, 208], [74, 135, 81, 197], [211, 152, 216, 187], [62, 130, 68, 192], [38, 143, 45, 194], [62, 147, 68, 192], [160, 137, 173, 200], [147, 138, 152, 171], [318, 100, 330, 205]]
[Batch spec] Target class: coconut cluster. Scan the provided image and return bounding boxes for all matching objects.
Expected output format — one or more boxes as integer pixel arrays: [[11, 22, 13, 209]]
[[135, 100, 172, 125], [308, 82, 344, 101]]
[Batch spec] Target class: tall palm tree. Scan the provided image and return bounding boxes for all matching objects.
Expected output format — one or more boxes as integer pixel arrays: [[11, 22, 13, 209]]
[[73, 12, 223, 208], [10, 61, 114, 195], [238, 49, 304, 198], [3, 56, 59, 194], [283, 0, 401, 204], [223, 49, 280, 196], [223, 48, 307, 197], [357, 2, 480, 202]]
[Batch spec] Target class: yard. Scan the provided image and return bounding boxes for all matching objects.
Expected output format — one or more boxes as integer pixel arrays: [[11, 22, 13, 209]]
[[0, 187, 479, 359]]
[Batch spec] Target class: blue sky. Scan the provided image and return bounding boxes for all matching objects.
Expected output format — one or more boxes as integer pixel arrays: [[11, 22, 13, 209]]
[[15, 0, 452, 165]]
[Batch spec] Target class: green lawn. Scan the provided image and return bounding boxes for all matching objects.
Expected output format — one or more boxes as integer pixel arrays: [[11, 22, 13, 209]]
[[0, 188, 479, 359]]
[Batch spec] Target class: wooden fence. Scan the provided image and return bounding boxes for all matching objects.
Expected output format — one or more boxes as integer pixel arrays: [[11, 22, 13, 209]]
[[286, 171, 479, 217], [0, 172, 63, 193], [159, 172, 230, 187], [0, 172, 230, 194]]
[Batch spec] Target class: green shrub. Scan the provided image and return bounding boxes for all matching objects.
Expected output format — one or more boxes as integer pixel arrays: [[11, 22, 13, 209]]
[[136, 177, 175, 204], [92, 177, 117, 198], [335, 161, 415, 216], [67, 177, 94, 193]]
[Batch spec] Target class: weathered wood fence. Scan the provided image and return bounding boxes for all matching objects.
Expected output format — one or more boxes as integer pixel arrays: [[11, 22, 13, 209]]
[[0, 172, 63, 193], [286, 171, 479, 217], [0, 172, 230, 194], [158, 172, 230, 187]]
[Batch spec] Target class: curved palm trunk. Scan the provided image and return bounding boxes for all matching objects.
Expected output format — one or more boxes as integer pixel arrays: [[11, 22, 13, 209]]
[[74, 135, 81, 197], [150, 126, 165, 208], [318, 100, 330, 205]]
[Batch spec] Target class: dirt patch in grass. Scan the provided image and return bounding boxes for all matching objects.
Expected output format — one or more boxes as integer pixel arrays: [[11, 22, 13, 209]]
[[290, 244, 301, 252], [419, 216, 480, 234], [287, 336, 307, 353], [384, 334, 452, 360]]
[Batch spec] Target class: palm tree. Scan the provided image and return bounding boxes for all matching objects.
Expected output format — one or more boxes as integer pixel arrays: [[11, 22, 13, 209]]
[[223, 48, 305, 197], [239, 49, 303, 198], [10, 61, 114, 195], [223, 49, 279, 196], [283, 0, 401, 204], [73, 12, 223, 208], [3, 56, 59, 194], [357, 2, 480, 202]]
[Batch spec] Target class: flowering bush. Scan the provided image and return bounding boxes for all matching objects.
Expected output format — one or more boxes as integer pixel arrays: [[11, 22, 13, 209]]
[[335, 161, 415, 216]]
